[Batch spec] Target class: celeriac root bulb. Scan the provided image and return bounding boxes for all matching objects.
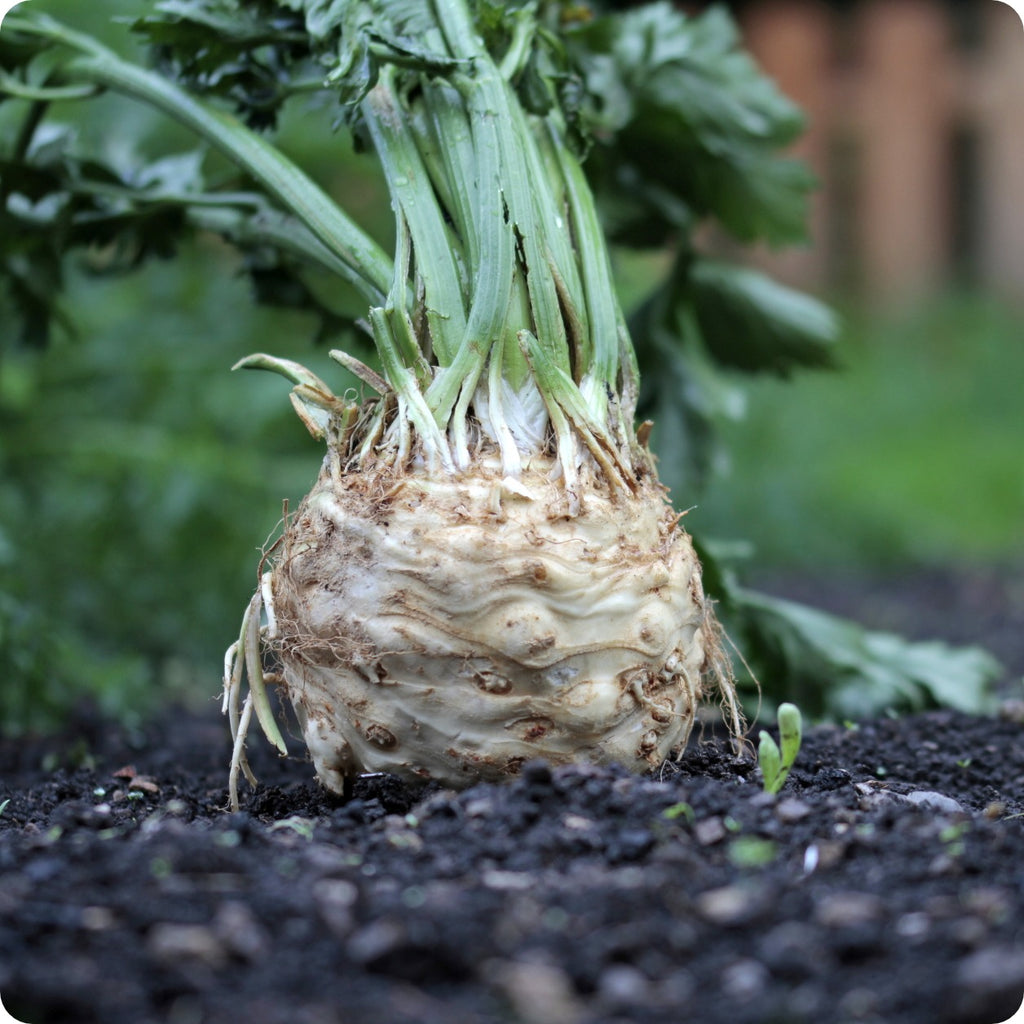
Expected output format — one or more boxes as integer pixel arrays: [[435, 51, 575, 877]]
[[214, 0, 746, 807], [2, 0, 831, 808], [267, 456, 735, 791]]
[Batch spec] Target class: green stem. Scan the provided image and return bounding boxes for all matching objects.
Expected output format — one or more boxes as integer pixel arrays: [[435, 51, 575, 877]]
[[547, 120, 621, 410], [368, 307, 453, 472], [518, 330, 633, 490], [425, 42, 518, 436], [497, 7, 538, 81], [437, 0, 570, 371], [362, 69, 467, 364], [0, 71, 100, 102], [64, 180, 362, 281]]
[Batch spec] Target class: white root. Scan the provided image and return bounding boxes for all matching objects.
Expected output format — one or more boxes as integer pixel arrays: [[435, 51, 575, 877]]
[[222, 640, 240, 719], [223, 612, 249, 811], [260, 571, 278, 638], [228, 692, 256, 812], [223, 573, 287, 811]]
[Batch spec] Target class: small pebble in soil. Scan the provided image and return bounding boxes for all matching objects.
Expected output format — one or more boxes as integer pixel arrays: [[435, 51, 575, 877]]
[[147, 922, 228, 968], [597, 963, 649, 1009], [694, 816, 728, 846], [902, 790, 964, 814], [696, 884, 769, 927], [814, 892, 885, 929], [775, 797, 812, 823], [485, 959, 583, 1024]]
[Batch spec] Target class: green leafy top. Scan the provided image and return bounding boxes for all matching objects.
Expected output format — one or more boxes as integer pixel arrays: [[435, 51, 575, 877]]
[[2, 0, 836, 493], [567, 3, 812, 247]]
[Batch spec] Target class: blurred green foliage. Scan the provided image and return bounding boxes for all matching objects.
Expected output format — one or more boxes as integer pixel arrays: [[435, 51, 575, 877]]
[[0, 0, 393, 733], [694, 295, 1024, 570], [1, 245, 334, 732]]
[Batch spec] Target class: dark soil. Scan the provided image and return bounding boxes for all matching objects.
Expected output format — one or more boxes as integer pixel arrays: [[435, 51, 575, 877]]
[[2, 569, 1024, 1024]]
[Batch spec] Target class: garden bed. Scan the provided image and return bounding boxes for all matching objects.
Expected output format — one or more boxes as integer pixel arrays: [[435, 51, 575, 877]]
[[2, 570, 1023, 1024]]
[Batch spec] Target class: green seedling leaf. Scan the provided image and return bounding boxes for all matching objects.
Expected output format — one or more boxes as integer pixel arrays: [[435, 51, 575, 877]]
[[759, 702, 802, 795], [940, 822, 970, 845], [269, 815, 315, 841], [728, 836, 777, 868], [149, 856, 173, 879], [778, 702, 803, 772], [758, 732, 782, 793], [662, 801, 695, 823]]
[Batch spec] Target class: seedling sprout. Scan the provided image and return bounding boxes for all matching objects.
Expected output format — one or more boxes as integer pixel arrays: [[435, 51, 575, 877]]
[[758, 703, 803, 795]]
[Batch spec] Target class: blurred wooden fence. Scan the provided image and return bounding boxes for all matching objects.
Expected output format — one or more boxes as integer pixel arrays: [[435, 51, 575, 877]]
[[729, 0, 1024, 303]]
